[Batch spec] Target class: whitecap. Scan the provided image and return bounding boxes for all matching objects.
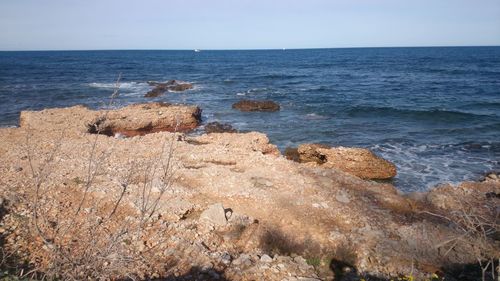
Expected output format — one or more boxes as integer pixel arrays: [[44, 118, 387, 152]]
[[304, 113, 328, 120], [88, 81, 150, 90]]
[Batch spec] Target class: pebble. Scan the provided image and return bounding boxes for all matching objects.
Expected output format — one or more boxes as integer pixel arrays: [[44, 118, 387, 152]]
[[260, 254, 273, 263], [221, 252, 231, 264]]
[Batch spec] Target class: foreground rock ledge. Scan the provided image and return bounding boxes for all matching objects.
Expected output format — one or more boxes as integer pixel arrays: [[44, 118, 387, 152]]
[[1, 104, 499, 280], [19, 102, 202, 137]]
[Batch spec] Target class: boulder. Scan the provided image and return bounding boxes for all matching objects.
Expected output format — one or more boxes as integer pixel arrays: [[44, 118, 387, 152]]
[[296, 144, 397, 180], [145, 80, 193, 97], [205, 122, 237, 134], [200, 203, 228, 226], [232, 100, 280, 112], [86, 102, 202, 137]]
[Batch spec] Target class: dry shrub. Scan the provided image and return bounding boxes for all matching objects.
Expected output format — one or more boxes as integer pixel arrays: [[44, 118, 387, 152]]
[[422, 190, 500, 281], [4, 76, 180, 280]]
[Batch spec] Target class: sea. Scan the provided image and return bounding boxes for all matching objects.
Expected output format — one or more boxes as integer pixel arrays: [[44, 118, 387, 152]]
[[0, 47, 499, 192]]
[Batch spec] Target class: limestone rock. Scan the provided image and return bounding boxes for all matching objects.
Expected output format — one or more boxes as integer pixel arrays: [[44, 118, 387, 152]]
[[297, 144, 397, 180], [232, 100, 280, 112], [260, 254, 273, 263], [86, 102, 202, 136], [200, 203, 228, 226]]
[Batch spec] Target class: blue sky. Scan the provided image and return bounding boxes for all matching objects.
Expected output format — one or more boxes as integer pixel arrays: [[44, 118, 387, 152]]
[[1, 0, 499, 50]]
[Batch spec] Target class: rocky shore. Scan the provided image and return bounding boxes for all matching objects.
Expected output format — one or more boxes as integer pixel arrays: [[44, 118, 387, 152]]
[[0, 103, 498, 280]]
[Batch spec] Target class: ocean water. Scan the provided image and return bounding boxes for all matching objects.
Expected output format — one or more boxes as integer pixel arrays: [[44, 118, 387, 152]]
[[0, 47, 499, 192]]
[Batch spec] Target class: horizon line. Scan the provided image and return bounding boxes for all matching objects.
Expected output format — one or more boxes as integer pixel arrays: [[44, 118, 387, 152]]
[[1, 45, 499, 52]]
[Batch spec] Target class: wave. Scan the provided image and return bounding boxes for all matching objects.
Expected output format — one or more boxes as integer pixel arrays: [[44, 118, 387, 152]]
[[430, 122, 500, 135], [458, 101, 500, 110], [371, 141, 499, 191], [346, 106, 495, 121], [304, 113, 329, 120], [88, 82, 149, 89], [252, 73, 308, 80]]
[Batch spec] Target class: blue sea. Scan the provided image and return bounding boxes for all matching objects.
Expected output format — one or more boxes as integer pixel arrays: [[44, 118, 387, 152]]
[[1, 47, 499, 192]]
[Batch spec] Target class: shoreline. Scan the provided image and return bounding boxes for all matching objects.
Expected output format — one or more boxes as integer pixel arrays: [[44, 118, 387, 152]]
[[0, 103, 496, 194], [0, 102, 498, 280]]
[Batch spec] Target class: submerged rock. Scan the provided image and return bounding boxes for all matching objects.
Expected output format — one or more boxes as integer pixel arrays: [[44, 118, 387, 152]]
[[295, 144, 397, 180], [205, 122, 237, 134], [145, 80, 193, 97], [232, 100, 280, 112]]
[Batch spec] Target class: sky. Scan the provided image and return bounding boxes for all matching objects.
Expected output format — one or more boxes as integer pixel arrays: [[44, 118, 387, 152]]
[[0, 0, 499, 51]]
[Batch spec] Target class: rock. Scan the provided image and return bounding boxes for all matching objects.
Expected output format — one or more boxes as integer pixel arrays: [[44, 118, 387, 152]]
[[85, 102, 202, 137], [169, 83, 194, 92], [233, 254, 252, 267], [205, 122, 237, 133], [284, 147, 300, 162], [293, 256, 308, 267], [200, 203, 228, 226], [296, 144, 397, 180], [296, 144, 330, 164], [335, 190, 351, 204], [144, 87, 164, 98], [145, 80, 193, 97], [232, 100, 280, 112], [221, 252, 232, 264], [260, 254, 273, 263]]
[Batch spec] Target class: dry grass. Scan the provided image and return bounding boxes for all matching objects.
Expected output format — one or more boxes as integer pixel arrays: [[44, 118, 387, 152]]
[[421, 191, 500, 281]]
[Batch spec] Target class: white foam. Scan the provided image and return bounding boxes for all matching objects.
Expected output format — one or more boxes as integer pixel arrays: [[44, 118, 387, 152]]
[[371, 142, 496, 191], [304, 113, 328, 120], [247, 88, 268, 94], [88, 81, 150, 90]]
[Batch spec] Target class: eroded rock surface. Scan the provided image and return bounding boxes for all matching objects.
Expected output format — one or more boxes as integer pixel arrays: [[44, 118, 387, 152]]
[[1, 104, 498, 281], [295, 144, 397, 180], [20, 102, 201, 137]]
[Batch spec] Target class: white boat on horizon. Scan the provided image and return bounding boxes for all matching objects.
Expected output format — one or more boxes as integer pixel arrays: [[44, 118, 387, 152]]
[[194, 49, 201, 52]]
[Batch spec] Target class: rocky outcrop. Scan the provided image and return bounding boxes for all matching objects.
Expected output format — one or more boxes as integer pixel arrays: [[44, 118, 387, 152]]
[[3, 104, 499, 281], [295, 144, 397, 180], [86, 103, 201, 136], [232, 100, 280, 112], [145, 80, 193, 97], [204, 122, 237, 134], [19, 103, 201, 137]]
